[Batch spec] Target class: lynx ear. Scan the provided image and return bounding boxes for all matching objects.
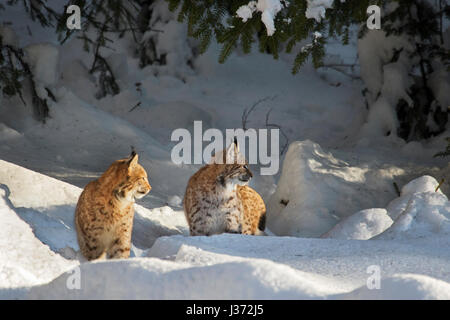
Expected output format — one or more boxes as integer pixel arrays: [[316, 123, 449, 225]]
[[128, 151, 138, 167], [233, 137, 239, 153], [225, 139, 238, 164]]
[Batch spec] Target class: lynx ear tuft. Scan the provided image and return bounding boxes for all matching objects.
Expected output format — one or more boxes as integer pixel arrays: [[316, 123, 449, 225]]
[[128, 152, 139, 167]]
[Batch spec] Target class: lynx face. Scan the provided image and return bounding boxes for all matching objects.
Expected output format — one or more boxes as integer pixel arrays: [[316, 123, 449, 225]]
[[112, 155, 151, 202], [217, 163, 253, 188]]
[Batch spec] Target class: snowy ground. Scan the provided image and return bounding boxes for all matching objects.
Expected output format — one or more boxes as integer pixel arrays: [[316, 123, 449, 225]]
[[1, 1, 450, 299], [1, 159, 450, 299]]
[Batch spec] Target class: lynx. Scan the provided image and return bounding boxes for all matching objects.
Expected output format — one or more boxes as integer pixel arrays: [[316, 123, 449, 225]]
[[183, 140, 266, 236], [75, 152, 151, 260]]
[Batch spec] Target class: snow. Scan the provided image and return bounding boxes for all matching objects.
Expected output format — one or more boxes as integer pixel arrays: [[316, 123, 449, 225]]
[[340, 274, 450, 300], [377, 176, 450, 240], [236, 2, 257, 23], [236, 0, 283, 36], [1, 160, 450, 299], [322, 208, 393, 240], [25, 43, 59, 87], [266, 140, 408, 237], [0, 25, 18, 47], [1, 0, 450, 300], [0, 185, 77, 293], [305, 0, 334, 22]]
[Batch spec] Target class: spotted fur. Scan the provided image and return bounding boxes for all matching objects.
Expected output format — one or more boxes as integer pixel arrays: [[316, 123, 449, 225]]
[[183, 141, 266, 236], [75, 152, 151, 260], [238, 185, 266, 235]]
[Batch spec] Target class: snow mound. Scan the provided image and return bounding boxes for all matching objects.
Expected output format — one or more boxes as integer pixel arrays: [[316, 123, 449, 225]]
[[0, 159, 80, 209], [266, 140, 403, 237], [377, 177, 450, 240], [0, 185, 77, 290], [322, 208, 393, 240], [340, 274, 450, 300], [401, 175, 444, 196]]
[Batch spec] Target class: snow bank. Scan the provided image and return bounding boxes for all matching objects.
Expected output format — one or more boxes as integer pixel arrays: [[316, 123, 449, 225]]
[[266, 140, 403, 237], [321, 175, 450, 241], [27, 251, 335, 299], [377, 176, 450, 240], [322, 208, 393, 240], [0, 185, 77, 290], [0, 159, 80, 209], [1, 159, 450, 300]]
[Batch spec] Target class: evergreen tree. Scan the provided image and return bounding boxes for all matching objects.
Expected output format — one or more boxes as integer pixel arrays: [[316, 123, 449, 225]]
[[0, 0, 60, 123], [167, 0, 372, 73], [380, 0, 450, 141], [169, 0, 449, 145], [435, 137, 450, 157], [57, 0, 145, 98]]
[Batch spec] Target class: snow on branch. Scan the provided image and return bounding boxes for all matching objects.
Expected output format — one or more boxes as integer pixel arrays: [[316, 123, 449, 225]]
[[236, 0, 286, 36], [305, 0, 335, 22]]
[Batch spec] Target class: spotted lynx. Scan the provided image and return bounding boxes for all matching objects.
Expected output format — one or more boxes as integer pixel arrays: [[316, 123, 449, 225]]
[[183, 140, 266, 236], [75, 152, 151, 260]]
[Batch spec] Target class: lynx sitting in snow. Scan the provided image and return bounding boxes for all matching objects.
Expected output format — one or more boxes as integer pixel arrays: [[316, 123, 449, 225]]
[[183, 140, 266, 236], [75, 151, 151, 261]]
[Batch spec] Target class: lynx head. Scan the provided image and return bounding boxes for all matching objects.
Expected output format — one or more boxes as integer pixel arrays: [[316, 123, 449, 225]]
[[211, 139, 253, 188], [107, 151, 152, 202]]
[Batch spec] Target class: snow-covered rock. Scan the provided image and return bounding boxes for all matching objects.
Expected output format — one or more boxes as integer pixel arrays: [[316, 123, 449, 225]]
[[266, 140, 402, 237], [322, 208, 393, 240]]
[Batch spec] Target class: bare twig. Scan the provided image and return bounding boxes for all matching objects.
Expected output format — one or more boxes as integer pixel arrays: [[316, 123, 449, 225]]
[[436, 178, 445, 192], [128, 102, 141, 113], [242, 95, 277, 130], [320, 63, 361, 80], [393, 182, 401, 196], [265, 108, 289, 155]]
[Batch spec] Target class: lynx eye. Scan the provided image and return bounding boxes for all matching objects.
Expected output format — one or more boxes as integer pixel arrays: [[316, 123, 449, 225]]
[[243, 165, 248, 170]]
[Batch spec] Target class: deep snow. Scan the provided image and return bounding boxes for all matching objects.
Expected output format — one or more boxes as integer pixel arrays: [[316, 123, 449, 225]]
[[1, 158, 450, 299], [1, 0, 450, 300]]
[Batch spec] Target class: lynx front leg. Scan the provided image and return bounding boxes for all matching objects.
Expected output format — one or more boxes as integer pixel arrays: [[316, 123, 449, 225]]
[[225, 209, 243, 234], [107, 223, 132, 259], [189, 211, 215, 236]]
